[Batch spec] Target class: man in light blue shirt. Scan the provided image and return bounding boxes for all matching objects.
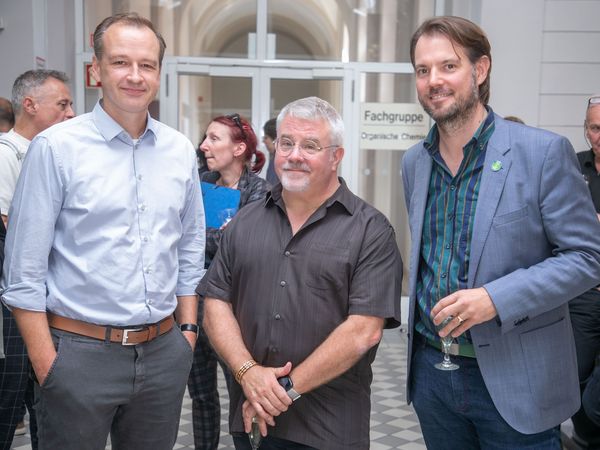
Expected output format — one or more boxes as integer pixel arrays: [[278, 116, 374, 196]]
[[1, 13, 205, 450]]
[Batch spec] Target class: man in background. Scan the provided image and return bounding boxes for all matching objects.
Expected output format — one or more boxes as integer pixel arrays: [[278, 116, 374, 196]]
[[568, 94, 600, 449], [262, 118, 278, 185], [0, 69, 74, 449], [0, 70, 74, 227]]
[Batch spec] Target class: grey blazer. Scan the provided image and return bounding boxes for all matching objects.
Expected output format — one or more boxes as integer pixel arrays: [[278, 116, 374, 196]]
[[402, 113, 600, 434]]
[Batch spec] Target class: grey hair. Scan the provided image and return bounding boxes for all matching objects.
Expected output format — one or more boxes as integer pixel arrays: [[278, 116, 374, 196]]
[[276, 96, 344, 147], [11, 69, 69, 115]]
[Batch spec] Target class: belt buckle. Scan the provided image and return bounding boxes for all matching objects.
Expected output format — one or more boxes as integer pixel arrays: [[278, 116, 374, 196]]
[[121, 327, 144, 345], [448, 343, 460, 356]]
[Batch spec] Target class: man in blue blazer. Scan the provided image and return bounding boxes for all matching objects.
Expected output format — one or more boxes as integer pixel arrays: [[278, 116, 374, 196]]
[[402, 16, 600, 449]]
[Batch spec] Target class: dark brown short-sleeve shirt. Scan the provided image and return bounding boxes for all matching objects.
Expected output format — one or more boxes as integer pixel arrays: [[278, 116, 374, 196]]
[[200, 178, 402, 450]]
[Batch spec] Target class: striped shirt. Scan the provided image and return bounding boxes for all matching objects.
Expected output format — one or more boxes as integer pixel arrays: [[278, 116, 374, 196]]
[[416, 108, 495, 344]]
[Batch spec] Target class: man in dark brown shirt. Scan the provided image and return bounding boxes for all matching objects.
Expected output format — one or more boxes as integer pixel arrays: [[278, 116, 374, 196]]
[[200, 96, 402, 450]]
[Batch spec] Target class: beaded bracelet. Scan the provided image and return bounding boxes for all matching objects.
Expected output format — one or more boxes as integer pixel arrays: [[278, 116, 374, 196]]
[[235, 359, 258, 383]]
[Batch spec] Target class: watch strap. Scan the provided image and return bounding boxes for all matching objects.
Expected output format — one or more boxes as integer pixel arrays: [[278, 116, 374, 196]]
[[180, 323, 199, 335], [286, 387, 301, 402]]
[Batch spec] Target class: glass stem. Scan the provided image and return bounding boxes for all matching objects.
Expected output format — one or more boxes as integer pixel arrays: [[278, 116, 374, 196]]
[[442, 339, 452, 364]]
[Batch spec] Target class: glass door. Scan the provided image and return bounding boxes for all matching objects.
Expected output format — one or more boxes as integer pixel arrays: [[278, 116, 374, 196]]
[[161, 63, 259, 150]]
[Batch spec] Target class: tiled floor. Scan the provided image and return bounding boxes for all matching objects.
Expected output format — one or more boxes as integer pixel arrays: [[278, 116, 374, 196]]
[[11, 328, 426, 449]]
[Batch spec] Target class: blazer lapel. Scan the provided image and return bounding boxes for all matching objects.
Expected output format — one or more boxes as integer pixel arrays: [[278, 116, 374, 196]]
[[468, 116, 512, 285]]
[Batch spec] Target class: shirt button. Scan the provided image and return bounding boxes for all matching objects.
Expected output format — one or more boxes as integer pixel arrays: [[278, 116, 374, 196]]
[[139, 204, 146, 212], [280, 281, 286, 287], [144, 267, 151, 274], [271, 347, 278, 353], [137, 174, 143, 181], [450, 185, 456, 190], [284, 251, 291, 257], [447, 213, 454, 219], [142, 236, 149, 242], [274, 314, 281, 320], [445, 244, 451, 249], [147, 298, 153, 305], [441, 273, 447, 278]]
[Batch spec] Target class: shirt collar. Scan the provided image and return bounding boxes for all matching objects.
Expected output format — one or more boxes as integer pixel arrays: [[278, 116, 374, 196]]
[[5, 129, 31, 147], [424, 106, 495, 155], [92, 100, 158, 145], [265, 177, 356, 215], [581, 149, 595, 167]]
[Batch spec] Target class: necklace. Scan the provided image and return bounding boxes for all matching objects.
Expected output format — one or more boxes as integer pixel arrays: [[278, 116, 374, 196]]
[[217, 174, 242, 189]]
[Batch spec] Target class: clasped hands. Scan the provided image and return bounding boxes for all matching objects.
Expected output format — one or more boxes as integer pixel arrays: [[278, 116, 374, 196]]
[[240, 361, 293, 437], [431, 287, 498, 338]]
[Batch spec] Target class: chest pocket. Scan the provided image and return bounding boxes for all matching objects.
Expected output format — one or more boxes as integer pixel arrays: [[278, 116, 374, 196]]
[[304, 243, 350, 292]]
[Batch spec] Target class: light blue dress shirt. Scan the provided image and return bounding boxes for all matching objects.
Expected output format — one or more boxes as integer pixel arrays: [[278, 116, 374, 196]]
[[1, 102, 206, 326]]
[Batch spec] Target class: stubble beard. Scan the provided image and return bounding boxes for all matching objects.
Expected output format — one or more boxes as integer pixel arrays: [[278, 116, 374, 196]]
[[421, 70, 481, 134]]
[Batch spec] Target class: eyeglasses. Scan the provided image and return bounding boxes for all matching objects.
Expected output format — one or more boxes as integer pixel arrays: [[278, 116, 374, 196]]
[[275, 137, 339, 156], [226, 113, 246, 139], [587, 123, 600, 134]]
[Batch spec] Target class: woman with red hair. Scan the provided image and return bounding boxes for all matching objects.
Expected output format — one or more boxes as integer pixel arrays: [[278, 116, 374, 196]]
[[189, 113, 270, 450]]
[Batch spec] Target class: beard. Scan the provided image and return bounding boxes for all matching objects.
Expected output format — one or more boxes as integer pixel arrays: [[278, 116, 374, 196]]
[[280, 162, 311, 192], [420, 69, 481, 132]]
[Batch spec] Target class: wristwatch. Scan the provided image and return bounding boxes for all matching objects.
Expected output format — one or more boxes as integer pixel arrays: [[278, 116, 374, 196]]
[[180, 323, 199, 335], [277, 376, 301, 402]]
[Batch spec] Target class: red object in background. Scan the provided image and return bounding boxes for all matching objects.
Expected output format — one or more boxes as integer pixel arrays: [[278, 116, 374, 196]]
[[86, 64, 101, 88]]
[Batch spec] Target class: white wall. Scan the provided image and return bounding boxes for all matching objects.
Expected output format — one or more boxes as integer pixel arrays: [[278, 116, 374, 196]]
[[481, 0, 545, 126], [482, 0, 600, 151], [0, 0, 76, 102], [539, 0, 600, 151], [0, 0, 36, 98]]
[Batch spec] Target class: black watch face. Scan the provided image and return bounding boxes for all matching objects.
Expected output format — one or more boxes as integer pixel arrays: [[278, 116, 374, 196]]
[[277, 376, 292, 391]]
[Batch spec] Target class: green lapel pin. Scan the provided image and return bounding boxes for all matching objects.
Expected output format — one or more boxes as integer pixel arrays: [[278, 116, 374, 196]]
[[491, 160, 502, 172]]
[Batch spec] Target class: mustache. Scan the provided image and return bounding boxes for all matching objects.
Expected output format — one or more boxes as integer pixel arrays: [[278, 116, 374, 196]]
[[427, 87, 452, 97], [282, 162, 311, 172]]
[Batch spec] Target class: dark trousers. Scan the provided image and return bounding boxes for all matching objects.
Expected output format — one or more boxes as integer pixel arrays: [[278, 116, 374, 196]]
[[569, 288, 600, 448], [411, 342, 561, 450], [0, 304, 30, 450], [233, 434, 318, 449], [36, 326, 193, 450], [187, 305, 233, 450]]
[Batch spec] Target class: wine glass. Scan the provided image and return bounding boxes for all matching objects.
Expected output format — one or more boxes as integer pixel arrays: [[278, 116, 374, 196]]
[[434, 316, 459, 371], [218, 208, 237, 227], [248, 416, 262, 449]]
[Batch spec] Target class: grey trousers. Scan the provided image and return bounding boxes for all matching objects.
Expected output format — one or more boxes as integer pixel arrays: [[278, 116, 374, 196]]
[[35, 326, 193, 450]]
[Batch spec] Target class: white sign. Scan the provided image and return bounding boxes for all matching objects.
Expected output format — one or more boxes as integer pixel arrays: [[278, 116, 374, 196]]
[[360, 103, 430, 150]]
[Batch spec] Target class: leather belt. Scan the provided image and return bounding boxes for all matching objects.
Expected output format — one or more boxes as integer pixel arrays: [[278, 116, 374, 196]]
[[426, 338, 476, 358], [47, 312, 174, 346]]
